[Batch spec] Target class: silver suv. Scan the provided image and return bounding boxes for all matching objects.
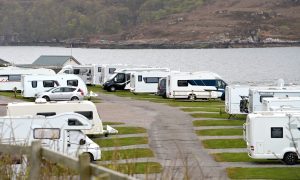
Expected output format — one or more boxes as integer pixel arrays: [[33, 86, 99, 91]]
[[36, 86, 84, 101]]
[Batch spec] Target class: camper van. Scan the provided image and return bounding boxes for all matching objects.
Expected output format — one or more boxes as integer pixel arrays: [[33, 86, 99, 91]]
[[58, 64, 102, 85], [262, 97, 300, 111], [6, 100, 117, 136], [130, 70, 170, 93], [165, 71, 227, 100], [0, 112, 101, 161], [244, 112, 300, 165], [103, 67, 170, 92], [21, 74, 88, 98], [225, 85, 250, 115], [248, 87, 300, 113], [0, 66, 55, 91]]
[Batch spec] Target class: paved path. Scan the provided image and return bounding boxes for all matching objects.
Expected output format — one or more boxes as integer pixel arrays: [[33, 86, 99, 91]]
[[96, 93, 228, 180]]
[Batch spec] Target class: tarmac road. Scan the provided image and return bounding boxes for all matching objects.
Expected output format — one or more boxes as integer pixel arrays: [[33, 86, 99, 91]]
[[96, 93, 228, 180]]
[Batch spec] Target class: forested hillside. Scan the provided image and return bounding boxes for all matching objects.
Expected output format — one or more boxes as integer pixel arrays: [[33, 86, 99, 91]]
[[0, 0, 300, 46]]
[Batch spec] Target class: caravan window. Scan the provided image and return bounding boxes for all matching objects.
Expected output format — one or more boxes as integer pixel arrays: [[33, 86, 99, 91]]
[[32, 81, 37, 88], [73, 69, 80, 74], [75, 111, 93, 120], [216, 80, 226, 89], [64, 70, 70, 74], [178, 80, 188, 87], [67, 80, 78, 87], [144, 77, 159, 83], [68, 119, 83, 126], [43, 80, 59, 87], [98, 67, 102, 72], [138, 75, 142, 82], [34, 128, 60, 139], [109, 68, 116, 74], [8, 75, 21, 81], [37, 112, 56, 117], [271, 127, 283, 138]]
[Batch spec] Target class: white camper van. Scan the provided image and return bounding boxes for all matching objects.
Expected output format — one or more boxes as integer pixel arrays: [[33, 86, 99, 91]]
[[58, 64, 102, 85], [21, 74, 88, 98], [0, 66, 55, 91], [6, 100, 117, 136], [165, 71, 227, 100], [248, 87, 300, 113], [0, 112, 101, 161], [225, 85, 250, 115], [103, 67, 170, 92], [244, 112, 300, 165], [262, 97, 300, 111], [130, 70, 170, 93]]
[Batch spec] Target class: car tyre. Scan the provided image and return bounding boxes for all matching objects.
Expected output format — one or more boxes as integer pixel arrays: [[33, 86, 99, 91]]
[[283, 152, 298, 165], [71, 96, 79, 101], [109, 86, 116, 92], [42, 96, 50, 101]]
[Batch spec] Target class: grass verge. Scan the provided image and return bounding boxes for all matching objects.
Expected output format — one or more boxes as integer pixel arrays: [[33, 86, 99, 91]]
[[190, 113, 246, 120], [102, 122, 125, 126], [0, 91, 33, 102], [193, 120, 245, 127], [101, 148, 154, 161], [227, 167, 300, 179], [115, 127, 147, 134], [181, 107, 224, 113], [105, 162, 162, 175], [212, 153, 281, 163], [196, 128, 242, 136], [202, 139, 246, 149], [94, 137, 148, 147]]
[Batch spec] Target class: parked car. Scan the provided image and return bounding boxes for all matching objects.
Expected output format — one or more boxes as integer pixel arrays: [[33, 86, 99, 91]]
[[36, 86, 84, 101]]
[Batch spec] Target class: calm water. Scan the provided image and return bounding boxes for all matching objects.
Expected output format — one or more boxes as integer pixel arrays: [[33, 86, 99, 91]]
[[0, 46, 299, 85]]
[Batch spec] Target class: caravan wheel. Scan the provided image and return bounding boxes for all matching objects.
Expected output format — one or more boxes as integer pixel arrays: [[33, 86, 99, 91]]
[[283, 152, 298, 165]]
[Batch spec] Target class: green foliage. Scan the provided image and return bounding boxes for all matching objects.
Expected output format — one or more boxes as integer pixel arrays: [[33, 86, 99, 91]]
[[193, 120, 245, 126]]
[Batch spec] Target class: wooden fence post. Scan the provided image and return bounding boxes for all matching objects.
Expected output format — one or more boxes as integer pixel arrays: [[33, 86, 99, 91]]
[[79, 153, 91, 180], [29, 141, 42, 180]]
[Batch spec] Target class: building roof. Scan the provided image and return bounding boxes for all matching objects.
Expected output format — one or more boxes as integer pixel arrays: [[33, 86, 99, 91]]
[[32, 55, 81, 66], [0, 58, 11, 65]]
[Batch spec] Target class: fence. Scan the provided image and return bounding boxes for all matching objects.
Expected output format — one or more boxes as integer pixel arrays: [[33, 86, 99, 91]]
[[0, 141, 136, 180]]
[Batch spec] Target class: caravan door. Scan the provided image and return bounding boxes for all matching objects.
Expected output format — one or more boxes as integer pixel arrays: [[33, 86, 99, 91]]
[[65, 130, 86, 157]]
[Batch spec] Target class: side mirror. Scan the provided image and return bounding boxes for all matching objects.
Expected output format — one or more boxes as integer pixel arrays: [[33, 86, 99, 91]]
[[79, 139, 86, 145]]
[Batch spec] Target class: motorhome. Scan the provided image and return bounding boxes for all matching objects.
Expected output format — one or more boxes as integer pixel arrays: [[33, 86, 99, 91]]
[[103, 67, 170, 92], [0, 66, 55, 91], [262, 97, 300, 111], [130, 70, 170, 93], [244, 112, 300, 165], [0, 112, 101, 161], [58, 64, 102, 85], [225, 85, 250, 115], [6, 99, 118, 136], [165, 71, 227, 100], [21, 74, 88, 98], [248, 87, 300, 113]]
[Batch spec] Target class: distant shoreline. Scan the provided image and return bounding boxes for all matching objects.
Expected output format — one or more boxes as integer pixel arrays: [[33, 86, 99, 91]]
[[1, 41, 300, 49]]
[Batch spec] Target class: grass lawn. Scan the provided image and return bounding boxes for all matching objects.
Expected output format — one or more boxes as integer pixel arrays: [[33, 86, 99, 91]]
[[104, 162, 162, 174], [167, 100, 224, 107], [227, 167, 300, 179], [102, 122, 125, 126], [101, 148, 154, 161], [115, 127, 147, 134], [190, 113, 246, 120], [212, 153, 281, 163], [202, 139, 246, 149], [0, 91, 33, 102], [181, 107, 224, 113], [196, 128, 243, 136], [193, 120, 245, 127], [94, 137, 148, 147]]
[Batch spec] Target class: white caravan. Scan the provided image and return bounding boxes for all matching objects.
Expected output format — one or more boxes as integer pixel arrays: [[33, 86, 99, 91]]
[[225, 85, 250, 115], [130, 70, 170, 93], [22, 74, 88, 98], [103, 67, 170, 92], [262, 97, 300, 111], [0, 66, 55, 91], [244, 112, 300, 165], [248, 87, 300, 113], [165, 71, 227, 100], [58, 64, 102, 85], [0, 112, 101, 161], [6, 100, 118, 136]]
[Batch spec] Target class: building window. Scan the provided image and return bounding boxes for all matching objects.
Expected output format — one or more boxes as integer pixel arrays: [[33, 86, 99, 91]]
[[32, 81, 37, 88], [144, 77, 159, 83], [178, 80, 188, 87], [67, 80, 78, 87], [138, 75, 142, 82], [271, 127, 283, 138], [75, 111, 93, 120], [34, 128, 60, 139]]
